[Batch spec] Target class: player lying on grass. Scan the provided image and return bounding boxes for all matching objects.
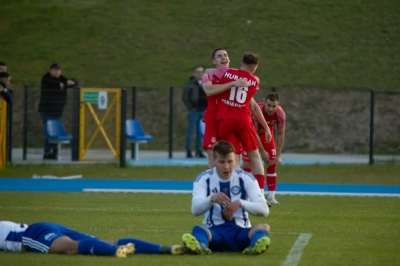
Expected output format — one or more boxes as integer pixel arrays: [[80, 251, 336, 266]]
[[182, 140, 271, 255], [0, 221, 185, 258]]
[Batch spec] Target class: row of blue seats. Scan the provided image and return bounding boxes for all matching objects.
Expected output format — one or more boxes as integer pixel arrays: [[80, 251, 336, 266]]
[[46, 119, 153, 161]]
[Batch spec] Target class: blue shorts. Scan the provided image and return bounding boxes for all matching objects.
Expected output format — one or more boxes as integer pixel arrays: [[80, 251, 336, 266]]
[[22, 222, 97, 253], [208, 222, 251, 252]]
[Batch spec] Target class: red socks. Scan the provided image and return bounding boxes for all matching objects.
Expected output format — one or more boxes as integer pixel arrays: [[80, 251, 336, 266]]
[[266, 164, 277, 191], [254, 174, 265, 189]]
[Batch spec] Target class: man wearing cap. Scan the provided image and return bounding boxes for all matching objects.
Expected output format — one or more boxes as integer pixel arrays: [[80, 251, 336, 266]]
[[38, 63, 76, 160]]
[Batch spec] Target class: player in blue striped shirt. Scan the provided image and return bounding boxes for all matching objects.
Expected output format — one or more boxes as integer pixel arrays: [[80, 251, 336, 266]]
[[182, 140, 271, 255], [0, 221, 185, 257]]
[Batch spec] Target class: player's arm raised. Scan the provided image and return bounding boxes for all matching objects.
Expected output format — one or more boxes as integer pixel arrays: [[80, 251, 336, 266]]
[[202, 78, 249, 96], [250, 99, 272, 143]]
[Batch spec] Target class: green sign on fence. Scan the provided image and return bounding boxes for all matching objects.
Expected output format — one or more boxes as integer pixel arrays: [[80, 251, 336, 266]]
[[83, 92, 99, 103]]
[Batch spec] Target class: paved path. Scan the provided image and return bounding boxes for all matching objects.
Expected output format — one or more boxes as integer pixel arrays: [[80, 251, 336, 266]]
[[10, 148, 400, 166]]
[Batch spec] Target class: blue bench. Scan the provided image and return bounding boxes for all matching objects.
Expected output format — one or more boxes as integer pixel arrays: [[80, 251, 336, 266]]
[[46, 120, 73, 161], [126, 119, 153, 160]]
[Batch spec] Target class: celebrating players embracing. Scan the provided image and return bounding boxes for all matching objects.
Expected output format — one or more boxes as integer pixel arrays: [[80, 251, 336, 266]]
[[215, 52, 270, 194]]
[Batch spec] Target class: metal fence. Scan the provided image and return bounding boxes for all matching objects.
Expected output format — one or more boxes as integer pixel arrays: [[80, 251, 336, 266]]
[[6, 84, 400, 165]]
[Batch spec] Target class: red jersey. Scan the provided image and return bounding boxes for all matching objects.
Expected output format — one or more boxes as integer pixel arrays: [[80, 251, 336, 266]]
[[216, 69, 260, 121], [201, 66, 229, 123], [253, 102, 286, 135]]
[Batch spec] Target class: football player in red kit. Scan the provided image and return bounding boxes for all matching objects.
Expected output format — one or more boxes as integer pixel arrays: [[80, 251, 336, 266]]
[[215, 52, 269, 194], [242, 92, 286, 204], [201, 49, 250, 168]]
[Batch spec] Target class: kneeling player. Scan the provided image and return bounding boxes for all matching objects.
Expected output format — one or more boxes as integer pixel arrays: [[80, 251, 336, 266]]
[[182, 141, 271, 255]]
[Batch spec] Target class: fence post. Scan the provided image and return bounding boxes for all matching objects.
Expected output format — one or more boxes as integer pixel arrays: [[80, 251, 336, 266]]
[[131, 86, 136, 159], [120, 89, 127, 168], [168, 86, 174, 159], [369, 90, 375, 165], [22, 85, 28, 160], [71, 87, 80, 161]]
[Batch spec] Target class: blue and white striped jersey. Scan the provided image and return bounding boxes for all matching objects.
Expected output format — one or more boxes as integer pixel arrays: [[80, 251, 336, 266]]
[[192, 167, 268, 228], [0, 221, 28, 252]]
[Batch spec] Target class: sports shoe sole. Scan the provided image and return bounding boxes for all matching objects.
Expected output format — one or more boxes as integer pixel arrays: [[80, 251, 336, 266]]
[[115, 243, 135, 258], [242, 236, 270, 255], [182, 233, 211, 255], [169, 245, 187, 255]]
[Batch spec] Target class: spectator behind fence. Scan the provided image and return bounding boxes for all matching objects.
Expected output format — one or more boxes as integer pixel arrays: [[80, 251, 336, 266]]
[[0, 72, 12, 104], [0, 61, 7, 73], [182, 66, 207, 158], [38, 63, 76, 160]]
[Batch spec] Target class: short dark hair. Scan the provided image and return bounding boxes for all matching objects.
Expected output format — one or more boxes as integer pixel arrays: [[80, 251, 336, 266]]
[[266, 92, 280, 102], [50, 63, 61, 69], [0, 62, 6, 66], [242, 52, 259, 66], [213, 140, 235, 158], [212, 48, 226, 60], [193, 66, 203, 72]]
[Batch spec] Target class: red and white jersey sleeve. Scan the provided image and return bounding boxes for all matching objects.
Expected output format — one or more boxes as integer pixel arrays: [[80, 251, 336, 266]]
[[202, 73, 213, 84], [275, 106, 286, 129]]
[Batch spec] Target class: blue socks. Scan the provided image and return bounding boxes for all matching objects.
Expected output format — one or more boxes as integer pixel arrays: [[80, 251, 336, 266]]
[[250, 229, 269, 246], [192, 225, 209, 247], [117, 238, 162, 254], [78, 239, 117, 256]]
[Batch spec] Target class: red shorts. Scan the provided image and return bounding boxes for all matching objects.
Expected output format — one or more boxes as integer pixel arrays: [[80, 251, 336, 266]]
[[217, 118, 258, 154], [243, 134, 276, 163], [203, 121, 218, 150]]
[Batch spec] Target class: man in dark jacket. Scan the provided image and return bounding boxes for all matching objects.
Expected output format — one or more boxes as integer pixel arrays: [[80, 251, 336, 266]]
[[0, 72, 12, 104], [182, 66, 207, 158], [38, 63, 75, 159]]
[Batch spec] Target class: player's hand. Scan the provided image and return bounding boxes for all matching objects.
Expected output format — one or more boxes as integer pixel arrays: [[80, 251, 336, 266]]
[[223, 200, 242, 220], [264, 127, 272, 143], [233, 78, 249, 87], [211, 192, 231, 205], [275, 156, 282, 166], [265, 159, 276, 168], [260, 150, 270, 164], [67, 80, 75, 86], [60, 83, 65, 89]]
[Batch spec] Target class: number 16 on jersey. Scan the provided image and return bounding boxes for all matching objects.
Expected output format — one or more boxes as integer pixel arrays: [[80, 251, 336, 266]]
[[229, 87, 248, 104]]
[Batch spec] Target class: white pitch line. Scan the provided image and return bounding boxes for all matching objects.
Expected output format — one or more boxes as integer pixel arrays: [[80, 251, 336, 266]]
[[282, 233, 312, 266], [82, 189, 400, 197], [83, 188, 192, 194]]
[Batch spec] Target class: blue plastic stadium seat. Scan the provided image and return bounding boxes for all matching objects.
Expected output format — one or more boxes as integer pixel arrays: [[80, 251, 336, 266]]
[[46, 119, 73, 161], [126, 119, 153, 160]]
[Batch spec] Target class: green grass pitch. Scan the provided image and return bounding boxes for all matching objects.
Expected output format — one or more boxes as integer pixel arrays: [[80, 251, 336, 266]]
[[1, 164, 399, 265], [0, 192, 399, 265]]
